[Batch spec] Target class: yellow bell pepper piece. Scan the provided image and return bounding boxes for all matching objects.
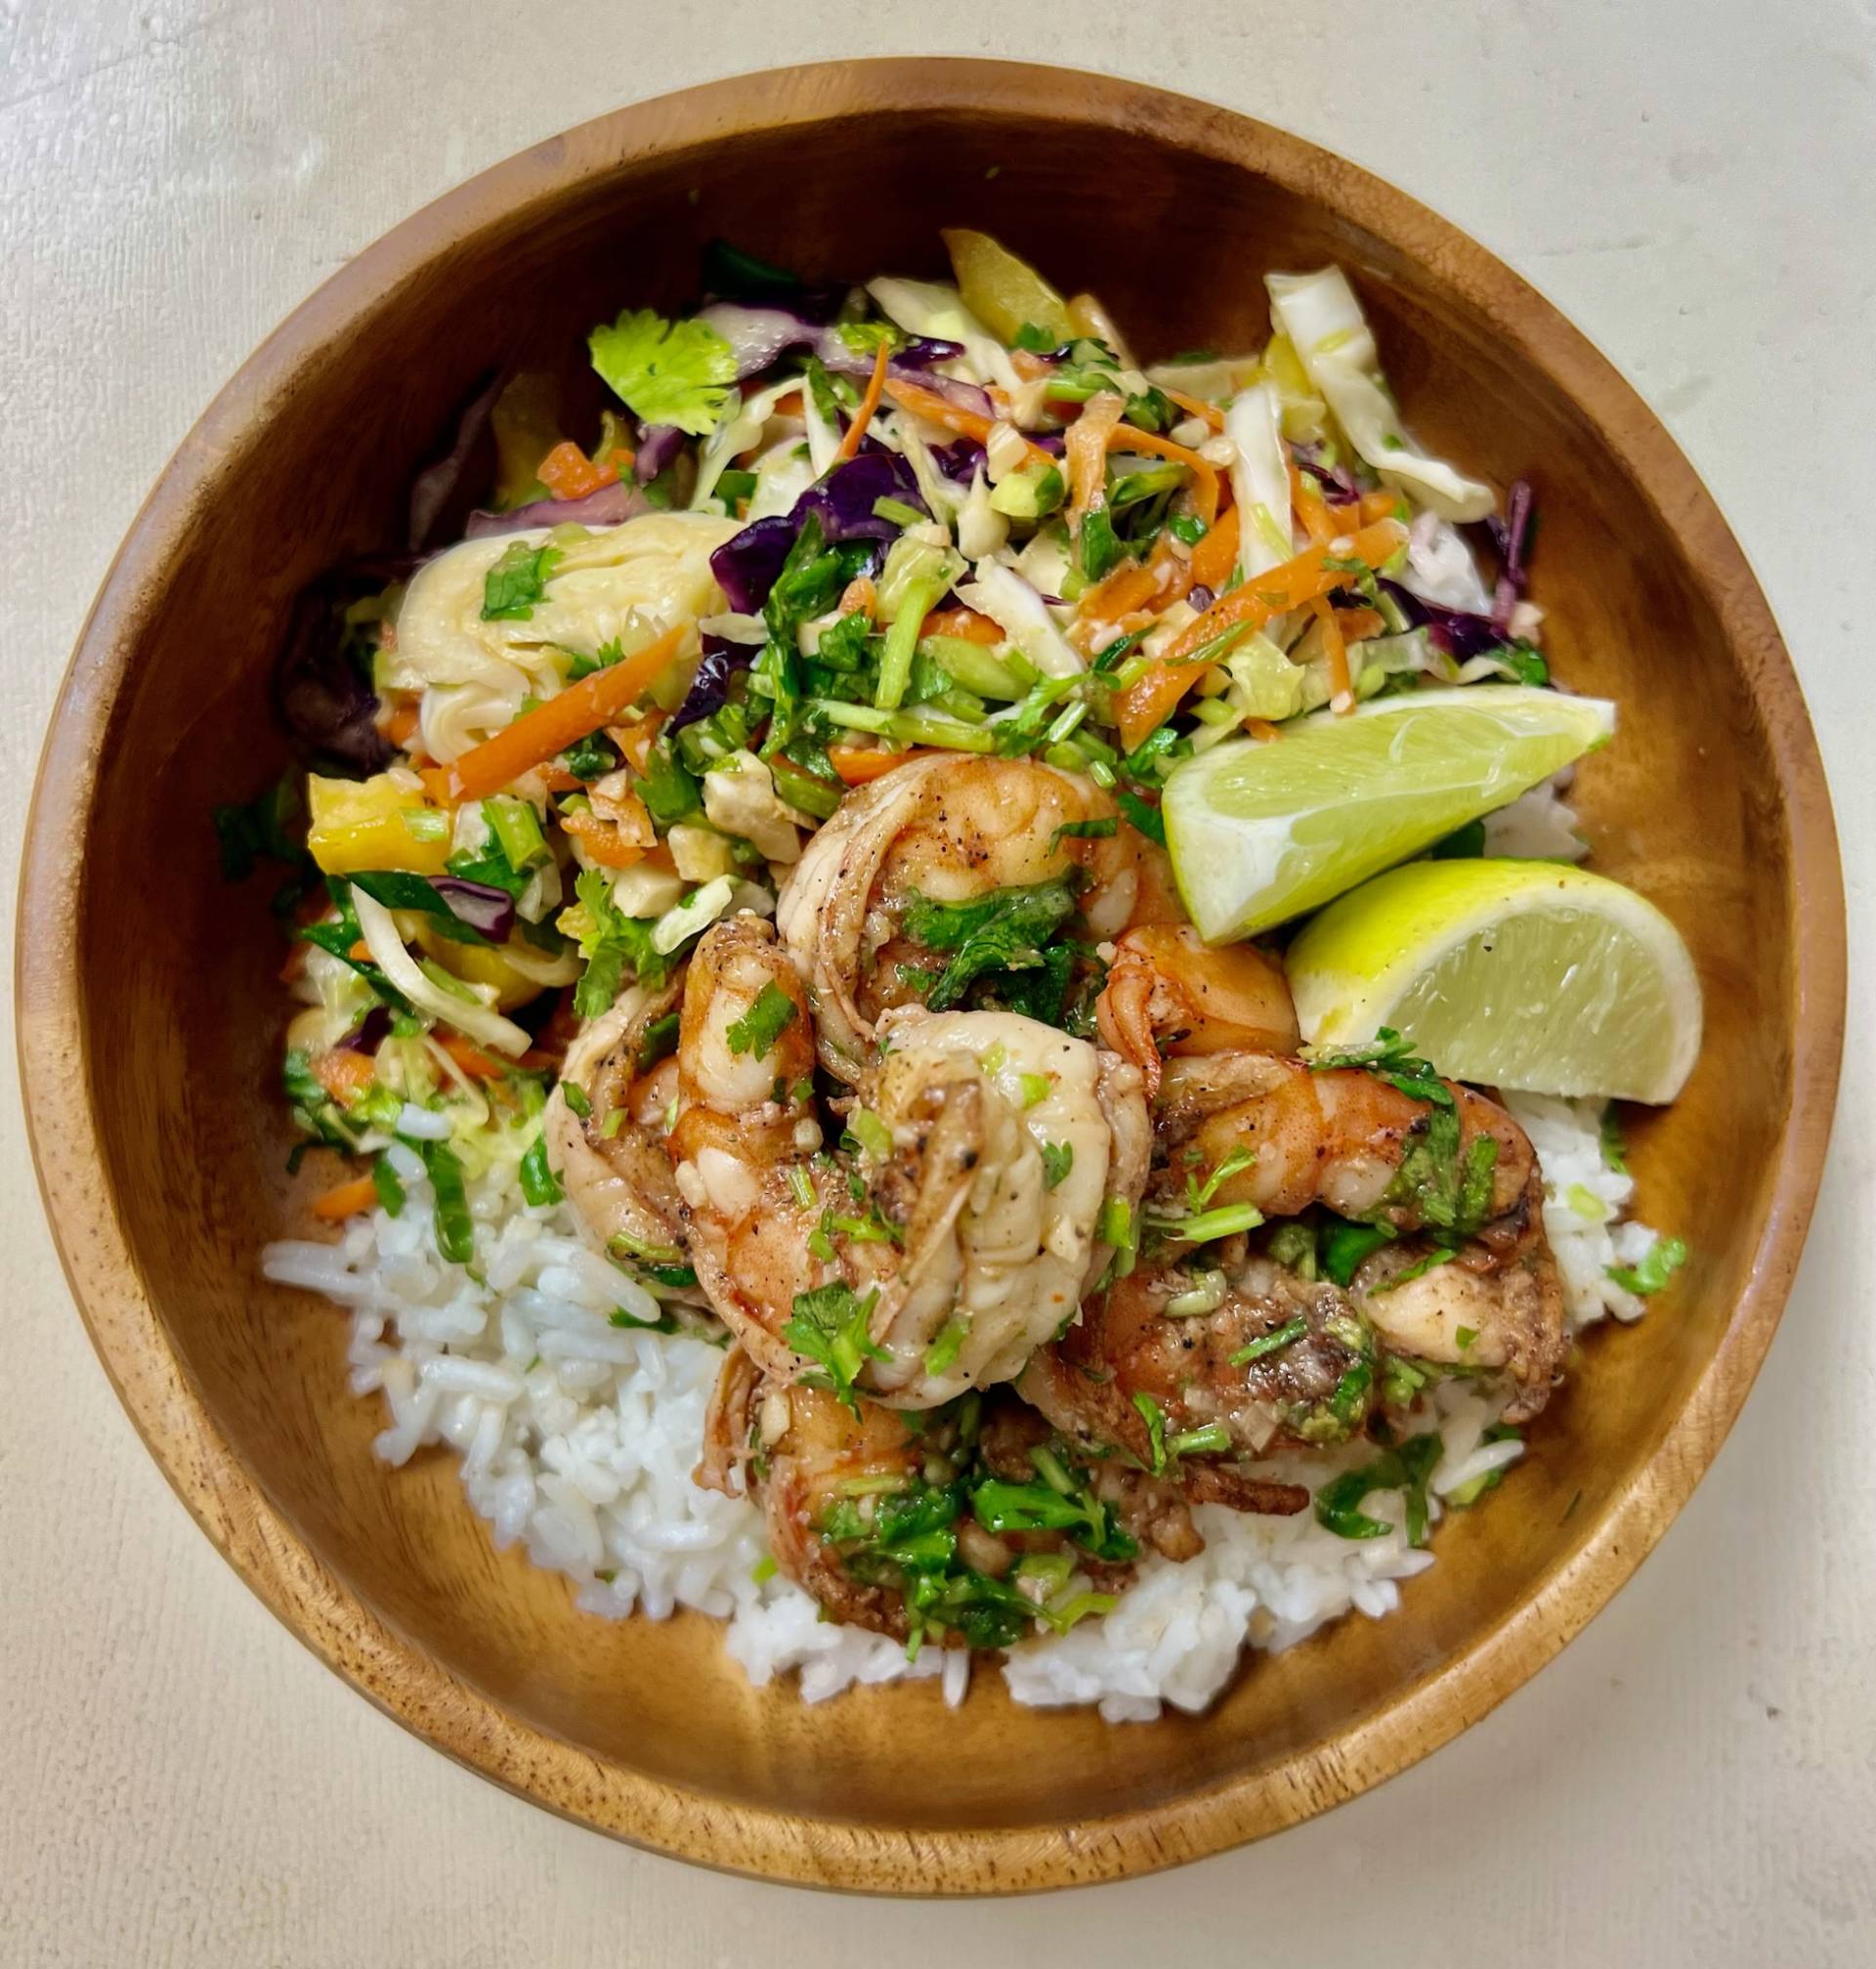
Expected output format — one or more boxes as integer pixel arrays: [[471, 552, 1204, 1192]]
[[411, 922, 543, 1011], [941, 228, 1074, 347], [307, 773, 450, 877]]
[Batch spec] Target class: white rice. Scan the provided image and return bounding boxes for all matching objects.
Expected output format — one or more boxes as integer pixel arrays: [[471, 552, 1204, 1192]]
[[260, 784, 1668, 1720], [261, 1089, 1654, 1722]]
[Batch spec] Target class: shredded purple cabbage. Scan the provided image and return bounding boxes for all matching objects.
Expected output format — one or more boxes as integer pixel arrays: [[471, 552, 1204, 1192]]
[[1482, 478, 1534, 632], [464, 479, 649, 538], [709, 452, 928, 612], [407, 373, 501, 551], [670, 633, 760, 732], [694, 303, 824, 379], [709, 514, 798, 613], [430, 877, 517, 943], [794, 450, 927, 544], [273, 567, 410, 775], [1293, 444, 1361, 505], [634, 423, 686, 484], [334, 1006, 392, 1054], [1378, 578, 1507, 661], [931, 437, 987, 483]]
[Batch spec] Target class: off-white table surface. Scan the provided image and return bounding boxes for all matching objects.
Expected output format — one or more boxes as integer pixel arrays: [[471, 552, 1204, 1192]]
[[4, 4, 1872, 1962]]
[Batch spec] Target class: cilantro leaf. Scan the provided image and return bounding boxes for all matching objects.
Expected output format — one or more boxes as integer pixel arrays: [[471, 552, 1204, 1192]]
[[1040, 1140, 1074, 1189], [481, 540, 560, 622], [784, 1280, 887, 1409], [569, 866, 669, 1016], [588, 307, 737, 437], [901, 877, 1079, 1011], [725, 981, 798, 1060], [1607, 1235, 1688, 1297]]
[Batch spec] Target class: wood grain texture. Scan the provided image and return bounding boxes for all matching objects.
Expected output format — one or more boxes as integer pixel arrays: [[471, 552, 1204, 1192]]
[[13, 57, 1846, 1898]]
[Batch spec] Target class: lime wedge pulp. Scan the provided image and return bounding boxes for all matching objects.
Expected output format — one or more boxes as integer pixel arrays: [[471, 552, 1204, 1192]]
[[1286, 858, 1703, 1103], [1162, 686, 1615, 940]]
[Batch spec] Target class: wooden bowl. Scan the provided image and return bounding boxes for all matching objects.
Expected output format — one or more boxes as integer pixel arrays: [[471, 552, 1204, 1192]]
[[17, 62, 1845, 1893]]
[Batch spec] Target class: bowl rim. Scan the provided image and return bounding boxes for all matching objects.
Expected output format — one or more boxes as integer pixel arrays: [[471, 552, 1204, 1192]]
[[16, 58, 1847, 1895]]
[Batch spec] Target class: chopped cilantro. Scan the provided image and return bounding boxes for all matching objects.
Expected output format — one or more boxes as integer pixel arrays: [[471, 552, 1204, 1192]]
[[1607, 1235, 1688, 1297], [1040, 1140, 1075, 1189], [370, 1156, 405, 1219], [481, 540, 560, 622], [785, 1280, 888, 1408], [1131, 1391, 1169, 1474], [587, 306, 736, 436], [1229, 1315, 1308, 1368], [901, 877, 1079, 1011], [518, 1133, 563, 1207], [724, 981, 798, 1060]]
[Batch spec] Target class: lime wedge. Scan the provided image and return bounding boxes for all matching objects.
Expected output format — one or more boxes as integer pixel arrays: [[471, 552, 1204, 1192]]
[[1287, 858, 1702, 1102], [1163, 686, 1614, 939]]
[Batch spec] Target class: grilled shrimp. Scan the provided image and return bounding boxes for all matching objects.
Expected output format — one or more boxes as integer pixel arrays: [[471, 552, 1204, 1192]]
[[1154, 1051, 1536, 1234], [1019, 1249, 1368, 1463], [1351, 1229, 1568, 1423], [699, 1348, 1257, 1642], [671, 917, 1150, 1406], [775, 752, 1179, 1081], [1095, 924, 1300, 1098], [544, 977, 687, 1262], [698, 1347, 929, 1640]]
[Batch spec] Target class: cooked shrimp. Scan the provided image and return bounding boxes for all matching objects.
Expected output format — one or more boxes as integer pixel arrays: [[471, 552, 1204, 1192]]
[[775, 752, 1177, 1081], [544, 977, 687, 1263], [1154, 1051, 1536, 1234], [698, 1348, 930, 1641], [671, 919, 1150, 1405], [1095, 924, 1300, 1097], [700, 1351, 1167, 1638], [1351, 1214, 1568, 1423], [1019, 1249, 1369, 1463]]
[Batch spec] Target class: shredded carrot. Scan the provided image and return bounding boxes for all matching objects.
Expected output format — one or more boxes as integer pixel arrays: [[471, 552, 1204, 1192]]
[[311, 1174, 378, 1221], [1309, 596, 1355, 712], [561, 807, 649, 869], [1011, 349, 1055, 381], [1079, 558, 1162, 625], [1107, 425, 1219, 526], [422, 624, 684, 806], [829, 744, 937, 785], [839, 576, 878, 625], [1360, 489, 1406, 525], [918, 606, 1003, 645], [1288, 457, 1336, 546], [1159, 386, 1226, 433], [534, 765, 581, 794], [380, 698, 421, 748], [347, 938, 372, 963], [1110, 518, 1406, 749], [609, 713, 664, 776], [1334, 606, 1386, 642], [1067, 392, 1126, 526], [837, 341, 891, 462], [311, 1049, 377, 1103], [441, 1034, 508, 1080], [881, 379, 1056, 469], [1245, 718, 1282, 742], [1186, 507, 1242, 592], [537, 441, 619, 502]]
